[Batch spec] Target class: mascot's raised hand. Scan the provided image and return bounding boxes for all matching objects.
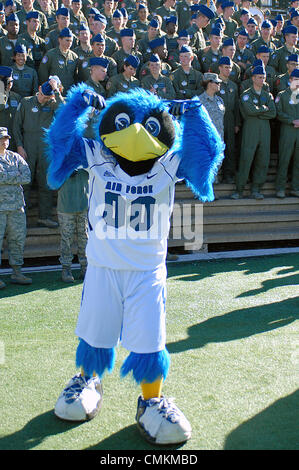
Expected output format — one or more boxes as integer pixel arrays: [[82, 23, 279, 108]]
[[46, 84, 224, 446], [82, 89, 106, 110]]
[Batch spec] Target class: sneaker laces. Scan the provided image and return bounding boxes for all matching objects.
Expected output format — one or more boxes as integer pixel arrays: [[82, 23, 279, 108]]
[[150, 397, 180, 424], [63, 375, 89, 404]]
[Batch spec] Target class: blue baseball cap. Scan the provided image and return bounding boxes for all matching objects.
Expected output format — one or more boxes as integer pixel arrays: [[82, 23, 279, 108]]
[[89, 57, 109, 68], [124, 54, 140, 68]]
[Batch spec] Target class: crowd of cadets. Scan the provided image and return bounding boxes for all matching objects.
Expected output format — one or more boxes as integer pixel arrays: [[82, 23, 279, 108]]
[[0, 0, 299, 228]]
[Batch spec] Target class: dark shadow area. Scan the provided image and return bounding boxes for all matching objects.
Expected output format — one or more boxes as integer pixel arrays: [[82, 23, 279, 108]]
[[224, 389, 299, 450], [167, 297, 298, 354], [237, 272, 299, 298], [0, 410, 83, 450]]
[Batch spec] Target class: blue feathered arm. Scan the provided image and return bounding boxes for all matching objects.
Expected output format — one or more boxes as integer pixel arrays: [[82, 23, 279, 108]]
[[176, 100, 225, 202], [45, 83, 96, 189]]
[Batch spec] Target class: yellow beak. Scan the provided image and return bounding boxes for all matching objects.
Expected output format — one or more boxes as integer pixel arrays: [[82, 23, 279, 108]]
[[101, 122, 169, 162]]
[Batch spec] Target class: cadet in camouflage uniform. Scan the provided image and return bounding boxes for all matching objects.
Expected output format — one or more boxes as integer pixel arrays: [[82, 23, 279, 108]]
[[0, 66, 21, 152], [0, 127, 32, 289], [199, 72, 225, 140], [13, 78, 64, 227], [217, 56, 240, 182], [170, 45, 203, 99], [38, 27, 79, 95], [106, 53, 140, 96], [57, 167, 89, 283], [141, 53, 176, 99], [232, 65, 276, 200], [275, 68, 299, 198], [11, 44, 39, 98]]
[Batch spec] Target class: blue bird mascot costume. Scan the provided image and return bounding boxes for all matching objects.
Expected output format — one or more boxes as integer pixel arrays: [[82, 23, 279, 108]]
[[46, 84, 224, 445]]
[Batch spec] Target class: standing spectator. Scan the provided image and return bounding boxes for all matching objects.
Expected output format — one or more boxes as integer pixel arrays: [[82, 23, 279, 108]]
[[0, 126, 32, 288], [57, 167, 89, 283], [271, 25, 299, 75], [0, 13, 20, 66], [106, 53, 140, 96], [141, 53, 176, 99], [17, 11, 47, 70], [0, 3, 7, 37], [231, 65, 276, 200], [136, 18, 159, 64], [17, 0, 48, 38], [275, 68, 299, 198], [250, 20, 277, 56], [69, 0, 88, 36], [199, 72, 225, 141], [112, 28, 143, 75], [84, 56, 107, 138], [217, 56, 240, 183], [38, 27, 79, 95], [202, 27, 222, 73], [11, 44, 39, 97], [0, 66, 21, 152], [221, 1, 238, 38], [13, 77, 64, 227], [170, 45, 203, 99], [275, 54, 299, 94]]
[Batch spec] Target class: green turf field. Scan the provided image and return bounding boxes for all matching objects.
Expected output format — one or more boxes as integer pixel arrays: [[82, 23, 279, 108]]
[[0, 254, 298, 450]]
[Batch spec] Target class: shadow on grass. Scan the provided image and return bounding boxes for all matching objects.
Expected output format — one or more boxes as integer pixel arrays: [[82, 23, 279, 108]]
[[167, 297, 299, 354], [0, 270, 83, 299], [0, 410, 83, 450], [86, 424, 187, 451], [224, 389, 299, 450]]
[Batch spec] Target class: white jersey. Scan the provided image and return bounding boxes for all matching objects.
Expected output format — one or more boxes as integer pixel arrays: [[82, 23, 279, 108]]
[[84, 138, 181, 271]]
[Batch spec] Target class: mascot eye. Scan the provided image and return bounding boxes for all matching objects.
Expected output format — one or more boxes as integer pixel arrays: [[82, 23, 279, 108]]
[[115, 112, 131, 131], [144, 117, 161, 137]]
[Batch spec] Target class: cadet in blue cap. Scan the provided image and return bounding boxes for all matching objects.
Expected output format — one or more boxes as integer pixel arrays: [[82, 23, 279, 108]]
[[188, 5, 215, 53], [202, 27, 222, 72], [253, 44, 276, 92], [136, 18, 159, 64], [275, 53, 299, 93], [271, 25, 299, 74], [210, 37, 242, 85], [155, 0, 177, 32], [74, 24, 93, 62], [78, 32, 117, 84], [70, 0, 88, 36], [250, 19, 277, 56], [16, 10, 47, 70], [167, 29, 202, 72], [0, 13, 19, 66], [246, 17, 260, 44], [11, 43, 39, 97], [164, 16, 178, 53], [275, 67, 299, 198], [130, 3, 150, 40], [38, 27, 79, 95], [13, 76, 64, 227], [217, 55, 241, 183], [139, 35, 171, 79], [112, 28, 143, 74], [106, 53, 140, 96], [0, 65, 21, 151], [170, 44, 203, 99], [141, 53, 176, 99], [221, 1, 238, 38], [44, 7, 78, 51], [90, 12, 119, 58], [16, 1, 48, 38], [232, 65, 276, 200], [106, 9, 123, 44], [234, 28, 255, 77]]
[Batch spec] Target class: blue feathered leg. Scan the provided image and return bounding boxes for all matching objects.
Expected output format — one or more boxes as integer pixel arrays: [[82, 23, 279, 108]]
[[120, 349, 170, 384], [76, 338, 116, 378]]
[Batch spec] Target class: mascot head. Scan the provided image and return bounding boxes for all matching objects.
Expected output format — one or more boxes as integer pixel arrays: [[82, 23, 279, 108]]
[[95, 88, 178, 176]]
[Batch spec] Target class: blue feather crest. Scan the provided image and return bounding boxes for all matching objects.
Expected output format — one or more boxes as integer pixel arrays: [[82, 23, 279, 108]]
[[45, 83, 92, 189], [177, 101, 225, 202], [120, 349, 170, 384], [75, 338, 116, 378]]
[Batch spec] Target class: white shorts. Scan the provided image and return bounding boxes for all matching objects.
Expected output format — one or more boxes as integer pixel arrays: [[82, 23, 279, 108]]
[[75, 263, 167, 354]]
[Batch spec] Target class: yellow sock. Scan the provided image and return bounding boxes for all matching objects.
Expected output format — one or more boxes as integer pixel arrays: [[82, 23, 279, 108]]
[[81, 368, 96, 378], [141, 377, 163, 400]]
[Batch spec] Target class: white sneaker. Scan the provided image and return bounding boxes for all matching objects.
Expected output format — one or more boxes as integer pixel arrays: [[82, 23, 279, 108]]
[[136, 395, 192, 445], [54, 373, 103, 421]]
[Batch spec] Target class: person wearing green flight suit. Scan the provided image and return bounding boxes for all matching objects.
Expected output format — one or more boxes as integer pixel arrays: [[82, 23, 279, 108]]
[[167, 29, 202, 72], [270, 25, 299, 75], [249, 20, 277, 57], [44, 7, 78, 52], [155, 0, 177, 33], [0, 66, 21, 152], [16, 0, 48, 37], [89, 12, 119, 58], [170, 45, 203, 99], [73, 23, 93, 62], [139, 35, 172, 80], [176, 0, 193, 32], [0, 13, 20, 66], [0, 3, 7, 37], [130, 4, 150, 41], [84, 56, 107, 139], [221, 1, 238, 38], [201, 27, 222, 73], [17, 11, 47, 70], [141, 53, 176, 99], [188, 5, 215, 57], [69, 0, 88, 37], [274, 54, 299, 94], [275, 68, 299, 198], [13, 77, 64, 227], [234, 28, 255, 79], [11, 44, 39, 98], [231, 65, 276, 200], [38, 27, 79, 95], [112, 28, 143, 76], [217, 56, 241, 183], [245, 45, 276, 93], [246, 17, 260, 44], [210, 37, 242, 86], [106, 53, 140, 96], [136, 18, 160, 64], [77, 33, 117, 86], [106, 8, 123, 46], [239, 59, 270, 93]]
